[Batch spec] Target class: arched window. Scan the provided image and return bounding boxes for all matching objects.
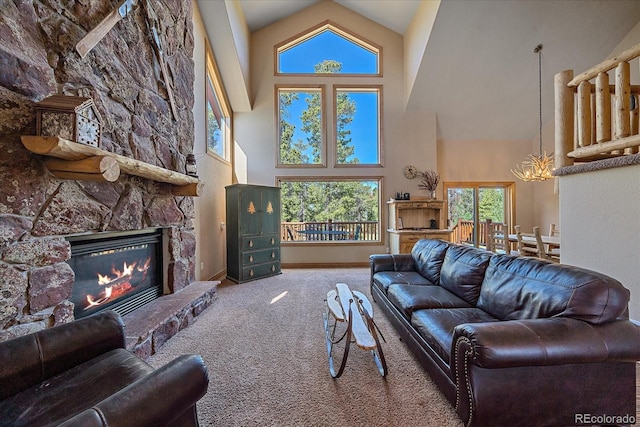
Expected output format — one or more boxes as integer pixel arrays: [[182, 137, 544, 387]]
[[276, 21, 380, 75]]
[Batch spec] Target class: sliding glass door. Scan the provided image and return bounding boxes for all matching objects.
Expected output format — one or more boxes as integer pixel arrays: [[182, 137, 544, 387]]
[[445, 182, 515, 249]]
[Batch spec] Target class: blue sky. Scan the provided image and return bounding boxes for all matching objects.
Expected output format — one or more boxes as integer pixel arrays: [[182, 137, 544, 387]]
[[279, 30, 379, 164]]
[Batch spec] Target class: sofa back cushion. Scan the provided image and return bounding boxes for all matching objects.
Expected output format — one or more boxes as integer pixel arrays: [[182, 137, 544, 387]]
[[439, 244, 492, 305], [477, 255, 630, 324], [411, 239, 450, 285]]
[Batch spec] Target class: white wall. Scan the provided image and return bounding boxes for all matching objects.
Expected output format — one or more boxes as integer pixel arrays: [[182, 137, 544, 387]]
[[192, 2, 233, 280], [560, 164, 640, 319], [234, 1, 439, 265]]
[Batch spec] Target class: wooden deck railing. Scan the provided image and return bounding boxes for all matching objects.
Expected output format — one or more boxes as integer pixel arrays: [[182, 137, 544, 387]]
[[555, 42, 640, 170], [450, 219, 507, 249], [281, 221, 379, 242]]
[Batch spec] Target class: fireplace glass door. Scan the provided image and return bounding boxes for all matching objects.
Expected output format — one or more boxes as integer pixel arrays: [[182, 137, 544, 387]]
[[67, 229, 163, 318]]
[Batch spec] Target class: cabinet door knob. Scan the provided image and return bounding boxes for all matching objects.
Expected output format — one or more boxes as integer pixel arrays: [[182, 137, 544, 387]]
[[249, 269, 254, 277], [271, 252, 275, 258], [271, 265, 276, 272], [249, 255, 253, 263], [270, 238, 275, 244], [248, 240, 253, 247]]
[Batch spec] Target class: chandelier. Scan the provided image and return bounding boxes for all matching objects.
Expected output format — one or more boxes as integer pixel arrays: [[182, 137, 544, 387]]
[[512, 44, 554, 182]]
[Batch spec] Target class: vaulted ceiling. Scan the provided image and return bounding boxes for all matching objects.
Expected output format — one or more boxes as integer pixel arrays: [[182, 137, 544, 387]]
[[202, 0, 640, 141]]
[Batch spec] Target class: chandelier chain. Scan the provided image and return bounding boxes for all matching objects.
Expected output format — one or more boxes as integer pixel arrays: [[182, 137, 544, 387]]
[[511, 43, 554, 182], [538, 44, 543, 156]]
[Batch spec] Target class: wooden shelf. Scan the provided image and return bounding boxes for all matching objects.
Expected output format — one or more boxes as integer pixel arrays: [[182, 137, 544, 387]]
[[21, 136, 204, 196]]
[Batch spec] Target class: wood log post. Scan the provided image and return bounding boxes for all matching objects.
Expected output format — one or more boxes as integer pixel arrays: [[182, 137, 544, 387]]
[[595, 72, 611, 143], [631, 94, 639, 154], [590, 90, 596, 146], [577, 81, 592, 147], [44, 156, 120, 182], [614, 62, 630, 155], [554, 70, 574, 193]]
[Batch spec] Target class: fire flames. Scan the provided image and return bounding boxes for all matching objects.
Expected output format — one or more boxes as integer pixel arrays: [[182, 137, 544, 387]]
[[85, 258, 151, 309]]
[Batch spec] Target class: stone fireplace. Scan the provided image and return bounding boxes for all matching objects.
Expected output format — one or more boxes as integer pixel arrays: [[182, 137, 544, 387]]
[[0, 1, 214, 350]]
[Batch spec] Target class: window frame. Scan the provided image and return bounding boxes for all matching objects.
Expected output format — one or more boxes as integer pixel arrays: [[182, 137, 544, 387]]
[[275, 84, 327, 168], [276, 175, 384, 245], [205, 38, 232, 163], [333, 85, 383, 167]]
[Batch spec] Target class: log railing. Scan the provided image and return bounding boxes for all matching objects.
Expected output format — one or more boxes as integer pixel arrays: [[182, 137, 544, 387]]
[[555, 43, 640, 170]]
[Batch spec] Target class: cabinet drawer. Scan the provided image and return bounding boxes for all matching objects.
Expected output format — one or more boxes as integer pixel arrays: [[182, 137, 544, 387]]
[[242, 235, 279, 251], [401, 234, 425, 243], [398, 202, 427, 209], [242, 261, 281, 281], [242, 248, 280, 265]]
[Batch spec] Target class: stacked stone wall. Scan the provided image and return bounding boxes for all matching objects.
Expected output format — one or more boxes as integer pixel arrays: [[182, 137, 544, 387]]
[[0, 0, 197, 340]]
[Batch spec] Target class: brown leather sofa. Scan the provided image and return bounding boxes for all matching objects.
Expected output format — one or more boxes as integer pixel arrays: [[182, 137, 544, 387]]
[[370, 239, 640, 427], [0, 310, 208, 426]]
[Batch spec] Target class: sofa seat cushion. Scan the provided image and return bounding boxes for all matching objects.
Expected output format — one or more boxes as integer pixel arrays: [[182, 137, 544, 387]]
[[388, 284, 472, 319], [411, 239, 450, 285], [477, 255, 631, 324], [373, 271, 434, 294], [439, 244, 492, 305], [411, 308, 499, 365], [0, 348, 155, 426]]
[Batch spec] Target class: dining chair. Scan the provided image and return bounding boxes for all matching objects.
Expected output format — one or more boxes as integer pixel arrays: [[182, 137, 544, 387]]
[[535, 226, 560, 263], [515, 225, 540, 258], [485, 219, 515, 254], [545, 223, 560, 252]]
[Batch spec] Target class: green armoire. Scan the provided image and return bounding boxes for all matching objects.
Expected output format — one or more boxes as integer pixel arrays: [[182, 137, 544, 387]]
[[225, 184, 281, 283]]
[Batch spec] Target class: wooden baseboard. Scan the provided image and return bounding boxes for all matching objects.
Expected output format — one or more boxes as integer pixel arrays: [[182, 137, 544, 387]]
[[210, 269, 227, 281]]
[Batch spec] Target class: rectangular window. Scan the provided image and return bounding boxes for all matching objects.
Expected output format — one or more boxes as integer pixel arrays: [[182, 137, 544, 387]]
[[276, 86, 326, 166], [205, 39, 231, 161], [334, 86, 382, 166], [277, 177, 381, 243]]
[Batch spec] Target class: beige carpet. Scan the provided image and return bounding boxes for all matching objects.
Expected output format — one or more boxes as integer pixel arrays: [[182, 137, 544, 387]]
[[147, 268, 463, 427]]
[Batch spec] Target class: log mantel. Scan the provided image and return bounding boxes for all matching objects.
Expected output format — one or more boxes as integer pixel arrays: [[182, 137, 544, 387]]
[[21, 136, 204, 196]]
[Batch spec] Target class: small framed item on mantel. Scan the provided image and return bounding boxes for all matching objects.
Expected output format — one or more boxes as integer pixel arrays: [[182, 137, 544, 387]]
[[35, 95, 102, 148]]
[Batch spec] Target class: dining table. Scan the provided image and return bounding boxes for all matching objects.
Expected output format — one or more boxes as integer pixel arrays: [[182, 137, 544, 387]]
[[506, 233, 560, 247]]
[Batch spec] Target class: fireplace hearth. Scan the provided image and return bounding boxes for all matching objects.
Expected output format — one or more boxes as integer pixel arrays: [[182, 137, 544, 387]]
[[66, 229, 166, 319]]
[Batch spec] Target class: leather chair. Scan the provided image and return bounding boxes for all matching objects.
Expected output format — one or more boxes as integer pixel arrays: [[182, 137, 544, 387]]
[[0, 310, 209, 426]]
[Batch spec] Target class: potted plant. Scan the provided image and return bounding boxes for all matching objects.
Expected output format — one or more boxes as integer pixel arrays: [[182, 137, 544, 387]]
[[418, 170, 440, 199]]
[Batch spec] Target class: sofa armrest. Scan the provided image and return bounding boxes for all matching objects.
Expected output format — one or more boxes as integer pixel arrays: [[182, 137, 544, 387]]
[[453, 317, 640, 370], [59, 354, 209, 427], [369, 254, 414, 274], [0, 310, 125, 399]]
